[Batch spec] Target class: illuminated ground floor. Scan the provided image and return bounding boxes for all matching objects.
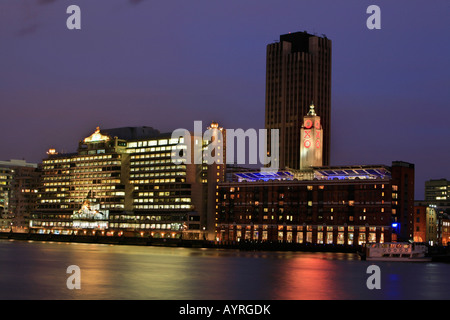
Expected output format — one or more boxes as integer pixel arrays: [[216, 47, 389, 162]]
[[29, 210, 206, 240], [215, 224, 392, 245]]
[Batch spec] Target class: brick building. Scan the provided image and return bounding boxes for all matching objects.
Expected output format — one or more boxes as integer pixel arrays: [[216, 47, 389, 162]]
[[215, 162, 414, 245]]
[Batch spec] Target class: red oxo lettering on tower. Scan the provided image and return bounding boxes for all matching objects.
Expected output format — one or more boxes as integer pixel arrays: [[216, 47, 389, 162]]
[[304, 119, 313, 129]]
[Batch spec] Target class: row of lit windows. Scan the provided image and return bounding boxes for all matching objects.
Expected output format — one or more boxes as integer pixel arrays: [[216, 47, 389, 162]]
[[74, 186, 116, 191], [71, 174, 113, 180], [31, 222, 183, 231], [73, 168, 116, 173], [224, 225, 382, 232], [224, 200, 391, 207], [43, 155, 114, 165], [20, 189, 38, 193], [43, 165, 68, 170], [110, 215, 187, 221], [229, 191, 390, 198], [131, 159, 175, 166], [75, 161, 120, 167], [131, 178, 184, 184], [111, 215, 166, 220], [129, 144, 185, 154], [45, 188, 69, 192], [228, 184, 393, 193], [235, 214, 386, 222], [37, 221, 70, 227], [226, 206, 391, 214], [41, 199, 61, 203], [41, 197, 125, 205], [64, 191, 125, 198], [43, 186, 116, 194], [40, 199, 124, 206], [127, 138, 182, 149], [138, 192, 154, 197], [109, 223, 182, 230], [45, 170, 71, 175], [229, 231, 381, 245], [43, 176, 70, 181], [131, 165, 186, 172], [138, 191, 188, 197], [44, 182, 69, 187], [130, 152, 173, 158], [133, 198, 191, 203], [134, 204, 192, 210], [68, 179, 121, 185], [74, 155, 116, 161], [45, 164, 71, 170], [128, 147, 185, 155], [130, 172, 186, 179]]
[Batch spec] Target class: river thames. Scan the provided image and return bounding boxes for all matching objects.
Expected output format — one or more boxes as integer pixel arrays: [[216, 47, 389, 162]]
[[0, 239, 449, 300]]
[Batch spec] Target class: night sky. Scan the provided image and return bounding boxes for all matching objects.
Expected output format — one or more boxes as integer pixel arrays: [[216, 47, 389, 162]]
[[1, 0, 449, 199]]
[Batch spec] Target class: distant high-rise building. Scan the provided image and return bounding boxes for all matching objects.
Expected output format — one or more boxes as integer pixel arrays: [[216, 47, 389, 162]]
[[0, 160, 40, 231], [425, 179, 450, 204], [265, 31, 331, 170]]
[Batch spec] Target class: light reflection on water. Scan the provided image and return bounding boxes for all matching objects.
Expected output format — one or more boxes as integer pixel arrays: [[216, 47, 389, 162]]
[[0, 240, 449, 300]]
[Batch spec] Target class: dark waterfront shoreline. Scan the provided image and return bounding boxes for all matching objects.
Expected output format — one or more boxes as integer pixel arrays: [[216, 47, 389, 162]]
[[2, 232, 450, 262], [0, 231, 358, 253]]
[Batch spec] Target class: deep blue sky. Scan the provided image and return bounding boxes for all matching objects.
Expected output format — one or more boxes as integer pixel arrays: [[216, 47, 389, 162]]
[[1, 0, 449, 199]]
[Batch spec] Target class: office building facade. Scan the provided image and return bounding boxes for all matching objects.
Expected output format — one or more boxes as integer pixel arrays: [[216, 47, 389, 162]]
[[425, 179, 450, 205], [30, 125, 224, 240], [0, 160, 39, 231]]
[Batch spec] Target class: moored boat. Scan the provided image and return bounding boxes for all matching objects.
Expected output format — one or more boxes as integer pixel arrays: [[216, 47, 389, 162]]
[[359, 242, 432, 262]]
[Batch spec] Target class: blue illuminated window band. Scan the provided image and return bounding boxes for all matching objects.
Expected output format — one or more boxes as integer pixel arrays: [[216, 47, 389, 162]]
[[234, 166, 392, 182], [235, 171, 294, 182], [315, 167, 391, 180]]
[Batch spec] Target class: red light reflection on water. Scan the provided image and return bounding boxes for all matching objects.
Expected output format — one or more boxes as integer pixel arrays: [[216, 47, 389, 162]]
[[271, 253, 353, 300]]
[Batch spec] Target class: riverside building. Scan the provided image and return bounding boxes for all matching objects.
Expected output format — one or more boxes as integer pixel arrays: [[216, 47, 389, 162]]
[[0, 160, 39, 231], [215, 162, 413, 245], [30, 124, 225, 240]]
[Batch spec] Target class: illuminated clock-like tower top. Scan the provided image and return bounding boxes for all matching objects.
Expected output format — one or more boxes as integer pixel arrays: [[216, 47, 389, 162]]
[[300, 103, 323, 170]]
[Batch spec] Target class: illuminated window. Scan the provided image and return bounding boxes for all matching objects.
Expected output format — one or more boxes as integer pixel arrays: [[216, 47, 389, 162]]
[[158, 139, 168, 146]]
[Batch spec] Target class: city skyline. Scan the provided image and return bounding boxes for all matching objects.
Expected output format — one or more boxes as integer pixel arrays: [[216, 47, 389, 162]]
[[2, 1, 450, 200]]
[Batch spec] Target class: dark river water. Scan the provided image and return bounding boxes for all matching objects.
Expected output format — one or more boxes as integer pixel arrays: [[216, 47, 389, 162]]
[[0, 239, 449, 300]]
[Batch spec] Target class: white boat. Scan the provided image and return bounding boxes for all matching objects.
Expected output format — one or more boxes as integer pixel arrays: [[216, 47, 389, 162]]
[[360, 242, 432, 262]]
